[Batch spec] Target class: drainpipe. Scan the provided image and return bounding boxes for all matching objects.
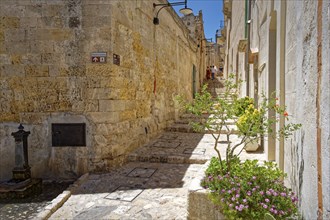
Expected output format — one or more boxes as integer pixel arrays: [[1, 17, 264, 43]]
[[245, 0, 251, 96], [245, 0, 248, 38], [316, 0, 323, 218]]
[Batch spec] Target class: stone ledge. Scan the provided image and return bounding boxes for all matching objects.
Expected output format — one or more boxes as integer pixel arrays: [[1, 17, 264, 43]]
[[187, 162, 225, 220], [36, 173, 89, 220]]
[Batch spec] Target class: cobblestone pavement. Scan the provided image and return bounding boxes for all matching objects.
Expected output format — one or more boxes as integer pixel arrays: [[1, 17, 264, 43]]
[[48, 78, 266, 219], [48, 133, 265, 219], [0, 181, 72, 220], [49, 162, 205, 220], [1, 78, 266, 219]]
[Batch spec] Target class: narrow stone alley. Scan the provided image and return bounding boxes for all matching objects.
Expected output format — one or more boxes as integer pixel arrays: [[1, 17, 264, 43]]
[[15, 78, 264, 220]]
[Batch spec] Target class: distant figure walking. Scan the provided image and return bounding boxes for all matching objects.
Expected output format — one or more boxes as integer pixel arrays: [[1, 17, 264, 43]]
[[206, 66, 211, 80], [211, 65, 216, 80]]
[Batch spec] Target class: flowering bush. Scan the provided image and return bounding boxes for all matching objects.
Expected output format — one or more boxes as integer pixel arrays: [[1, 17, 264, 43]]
[[236, 103, 263, 136], [233, 96, 254, 117], [202, 158, 299, 220], [176, 73, 302, 219], [177, 73, 301, 174]]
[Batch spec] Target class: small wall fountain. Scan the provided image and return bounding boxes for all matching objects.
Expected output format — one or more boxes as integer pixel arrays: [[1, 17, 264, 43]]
[[0, 124, 42, 199]]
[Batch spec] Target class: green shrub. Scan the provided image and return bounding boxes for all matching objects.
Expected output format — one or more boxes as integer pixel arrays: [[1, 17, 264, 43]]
[[202, 158, 298, 220], [176, 73, 302, 219]]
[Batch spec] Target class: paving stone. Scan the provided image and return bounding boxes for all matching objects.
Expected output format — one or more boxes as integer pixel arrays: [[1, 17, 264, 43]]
[[105, 186, 144, 202], [183, 148, 206, 155], [152, 140, 181, 148], [127, 167, 157, 178]]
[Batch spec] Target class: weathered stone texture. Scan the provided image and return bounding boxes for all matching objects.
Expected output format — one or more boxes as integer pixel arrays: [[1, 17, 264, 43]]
[[0, 0, 201, 182], [225, 0, 330, 218]]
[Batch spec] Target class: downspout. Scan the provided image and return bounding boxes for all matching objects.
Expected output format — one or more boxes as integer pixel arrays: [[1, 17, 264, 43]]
[[245, 0, 251, 96], [245, 0, 248, 38], [316, 0, 323, 218]]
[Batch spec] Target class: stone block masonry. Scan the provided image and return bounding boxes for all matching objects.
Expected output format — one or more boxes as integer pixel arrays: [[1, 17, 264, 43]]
[[0, 0, 202, 180]]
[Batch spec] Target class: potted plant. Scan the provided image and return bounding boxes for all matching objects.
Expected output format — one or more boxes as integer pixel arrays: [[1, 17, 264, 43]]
[[177, 73, 301, 219]]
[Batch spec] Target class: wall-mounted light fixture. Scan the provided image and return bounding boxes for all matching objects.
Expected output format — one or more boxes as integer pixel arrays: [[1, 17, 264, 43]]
[[197, 38, 212, 48], [153, 0, 193, 25]]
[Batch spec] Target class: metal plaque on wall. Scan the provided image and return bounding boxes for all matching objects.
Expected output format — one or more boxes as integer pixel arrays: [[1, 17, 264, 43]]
[[52, 123, 86, 147]]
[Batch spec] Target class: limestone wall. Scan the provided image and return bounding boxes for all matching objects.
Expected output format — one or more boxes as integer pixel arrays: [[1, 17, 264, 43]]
[[0, 0, 201, 180], [284, 1, 330, 219], [223, 0, 329, 218]]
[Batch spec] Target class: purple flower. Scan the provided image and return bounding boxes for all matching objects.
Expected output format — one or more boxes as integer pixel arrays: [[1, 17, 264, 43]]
[[256, 185, 260, 189], [239, 204, 245, 209], [280, 192, 287, 197], [265, 198, 270, 203], [221, 189, 226, 193], [252, 176, 256, 180], [236, 183, 241, 186], [247, 191, 252, 196], [236, 194, 240, 198], [231, 197, 236, 201], [263, 204, 268, 209], [243, 199, 247, 203], [229, 203, 233, 208], [291, 196, 298, 202], [228, 190, 232, 194], [245, 205, 249, 209], [273, 191, 278, 196], [259, 191, 264, 195], [266, 191, 271, 195], [270, 208, 274, 212], [248, 182, 252, 185], [252, 188, 256, 192], [217, 175, 223, 180], [274, 210, 278, 215]]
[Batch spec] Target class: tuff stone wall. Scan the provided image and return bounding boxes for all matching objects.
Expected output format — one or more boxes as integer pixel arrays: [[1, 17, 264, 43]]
[[0, 0, 202, 180]]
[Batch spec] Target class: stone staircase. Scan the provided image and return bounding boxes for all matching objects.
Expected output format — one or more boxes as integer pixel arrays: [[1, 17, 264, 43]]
[[127, 78, 241, 165]]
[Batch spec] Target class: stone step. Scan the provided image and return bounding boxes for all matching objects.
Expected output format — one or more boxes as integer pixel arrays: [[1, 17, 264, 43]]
[[126, 132, 253, 165], [174, 120, 236, 127], [126, 153, 208, 165], [165, 123, 238, 134]]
